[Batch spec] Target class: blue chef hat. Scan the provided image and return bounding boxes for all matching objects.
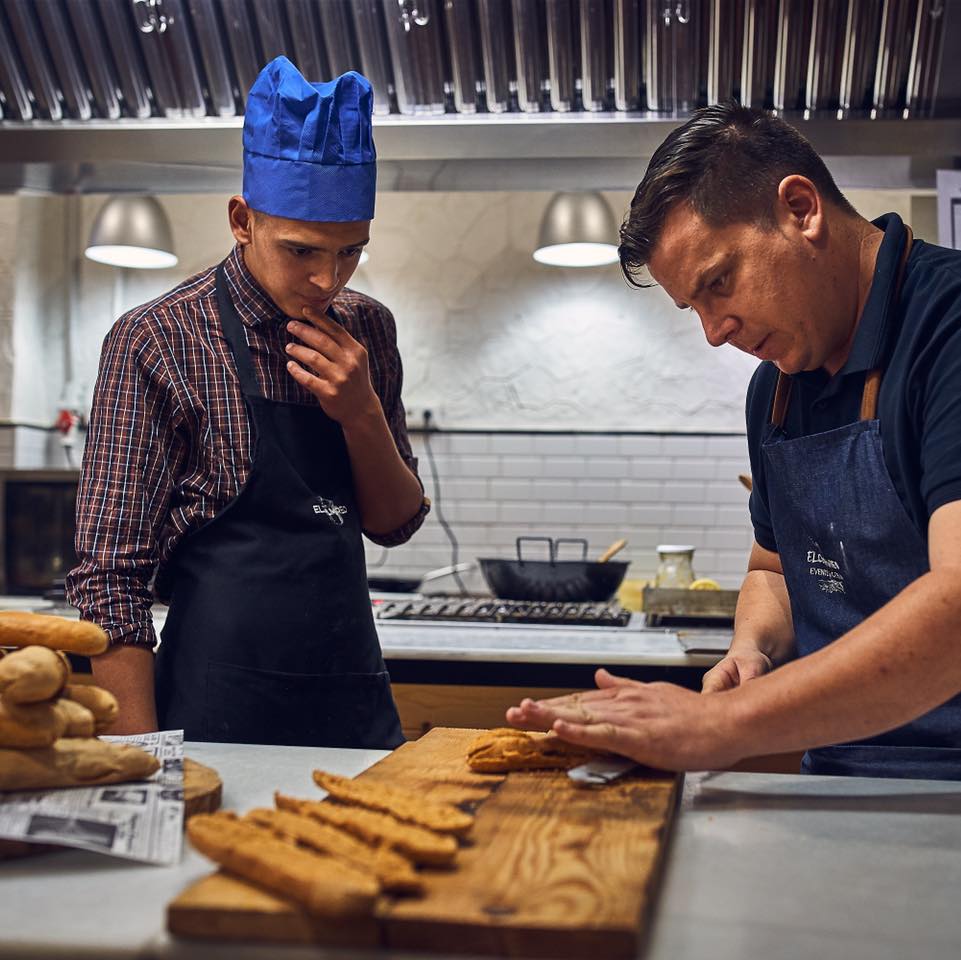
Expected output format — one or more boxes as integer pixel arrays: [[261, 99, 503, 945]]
[[243, 56, 376, 222]]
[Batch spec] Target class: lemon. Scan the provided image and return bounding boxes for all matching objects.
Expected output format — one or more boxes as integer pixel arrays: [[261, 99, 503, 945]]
[[689, 578, 721, 590]]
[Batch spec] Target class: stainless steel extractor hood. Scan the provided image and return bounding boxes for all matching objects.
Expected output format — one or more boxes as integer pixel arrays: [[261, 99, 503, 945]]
[[0, 0, 959, 194]]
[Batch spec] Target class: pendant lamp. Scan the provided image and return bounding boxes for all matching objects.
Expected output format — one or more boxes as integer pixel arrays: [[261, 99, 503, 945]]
[[84, 195, 178, 269], [532, 192, 619, 268]]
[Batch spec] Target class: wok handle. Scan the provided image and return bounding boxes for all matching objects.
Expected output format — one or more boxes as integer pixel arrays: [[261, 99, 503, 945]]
[[554, 538, 589, 561], [516, 536, 554, 563]]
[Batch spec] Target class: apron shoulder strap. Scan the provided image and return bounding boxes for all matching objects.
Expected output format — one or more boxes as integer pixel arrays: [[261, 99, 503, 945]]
[[214, 261, 263, 399], [859, 224, 914, 422], [770, 371, 793, 428]]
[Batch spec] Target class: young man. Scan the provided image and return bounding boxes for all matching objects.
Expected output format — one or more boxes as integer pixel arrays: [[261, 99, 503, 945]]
[[508, 103, 961, 780], [68, 57, 427, 748]]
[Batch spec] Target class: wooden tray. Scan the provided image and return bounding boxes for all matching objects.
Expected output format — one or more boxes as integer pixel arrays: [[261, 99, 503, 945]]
[[168, 727, 680, 959]]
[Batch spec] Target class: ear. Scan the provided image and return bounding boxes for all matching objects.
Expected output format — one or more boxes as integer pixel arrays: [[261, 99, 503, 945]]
[[227, 196, 254, 245], [775, 175, 825, 242]]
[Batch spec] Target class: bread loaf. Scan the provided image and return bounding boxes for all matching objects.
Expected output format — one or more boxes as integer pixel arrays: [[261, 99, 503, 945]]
[[62, 684, 118, 734], [187, 812, 379, 917], [52, 698, 96, 738], [0, 647, 69, 704], [0, 737, 160, 791], [0, 698, 67, 748], [0, 613, 108, 656]]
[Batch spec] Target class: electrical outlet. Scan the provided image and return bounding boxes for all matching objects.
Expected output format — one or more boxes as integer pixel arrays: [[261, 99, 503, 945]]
[[404, 406, 438, 431]]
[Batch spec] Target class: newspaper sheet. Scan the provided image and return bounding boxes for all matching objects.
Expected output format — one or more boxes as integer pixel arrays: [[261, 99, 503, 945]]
[[0, 729, 184, 865]]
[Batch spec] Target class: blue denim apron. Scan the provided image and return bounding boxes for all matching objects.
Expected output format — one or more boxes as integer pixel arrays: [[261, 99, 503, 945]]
[[762, 229, 961, 780]]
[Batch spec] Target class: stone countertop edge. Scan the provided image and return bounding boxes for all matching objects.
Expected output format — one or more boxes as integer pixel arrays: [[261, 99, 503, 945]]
[[0, 742, 959, 959]]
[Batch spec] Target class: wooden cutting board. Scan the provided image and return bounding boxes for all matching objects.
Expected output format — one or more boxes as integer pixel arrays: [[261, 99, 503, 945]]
[[168, 727, 680, 958]]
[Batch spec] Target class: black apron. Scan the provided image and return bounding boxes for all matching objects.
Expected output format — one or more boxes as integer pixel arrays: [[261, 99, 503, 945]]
[[154, 262, 404, 749], [762, 226, 961, 779]]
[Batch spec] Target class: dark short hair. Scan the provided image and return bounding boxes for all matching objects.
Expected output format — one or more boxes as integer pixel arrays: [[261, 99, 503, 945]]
[[618, 102, 856, 287]]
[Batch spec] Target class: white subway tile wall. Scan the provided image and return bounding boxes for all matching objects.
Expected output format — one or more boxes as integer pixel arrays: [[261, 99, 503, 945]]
[[369, 432, 755, 589]]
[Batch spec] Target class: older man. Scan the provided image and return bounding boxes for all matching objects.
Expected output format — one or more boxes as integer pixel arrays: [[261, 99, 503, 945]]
[[68, 58, 427, 747], [508, 103, 961, 780]]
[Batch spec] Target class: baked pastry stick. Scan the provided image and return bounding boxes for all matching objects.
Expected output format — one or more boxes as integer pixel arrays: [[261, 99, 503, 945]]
[[246, 807, 423, 894], [275, 792, 458, 867], [467, 728, 597, 773], [187, 812, 379, 918], [312, 770, 474, 837]]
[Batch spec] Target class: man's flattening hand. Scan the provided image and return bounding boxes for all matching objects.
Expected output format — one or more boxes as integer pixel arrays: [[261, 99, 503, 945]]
[[701, 649, 774, 694], [284, 308, 380, 424], [506, 667, 746, 771]]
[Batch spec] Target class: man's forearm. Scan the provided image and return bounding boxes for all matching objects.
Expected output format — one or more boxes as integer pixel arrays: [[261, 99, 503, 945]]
[[342, 405, 424, 534], [731, 568, 796, 664], [90, 645, 158, 735], [729, 567, 961, 758]]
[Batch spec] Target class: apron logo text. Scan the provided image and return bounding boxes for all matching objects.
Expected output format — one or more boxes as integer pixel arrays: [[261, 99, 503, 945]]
[[312, 497, 348, 525], [805, 549, 845, 595]]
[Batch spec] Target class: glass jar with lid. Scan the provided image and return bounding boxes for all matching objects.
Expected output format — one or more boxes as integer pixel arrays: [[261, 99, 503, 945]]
[[655, 544, 695, 589]]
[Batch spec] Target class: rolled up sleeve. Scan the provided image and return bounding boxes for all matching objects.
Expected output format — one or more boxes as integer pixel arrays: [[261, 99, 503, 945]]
[[66, 313, 181, 649]]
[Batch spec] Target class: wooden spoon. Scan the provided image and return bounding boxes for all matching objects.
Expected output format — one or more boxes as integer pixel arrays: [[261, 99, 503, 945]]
[[597, 538, 628, 563]]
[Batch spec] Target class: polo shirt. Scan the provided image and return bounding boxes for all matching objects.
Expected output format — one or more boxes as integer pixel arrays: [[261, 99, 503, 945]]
[[747, 213, 961, 553]]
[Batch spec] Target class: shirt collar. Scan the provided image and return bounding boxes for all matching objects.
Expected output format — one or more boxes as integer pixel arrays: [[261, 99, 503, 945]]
[[836, 212, 911, 377], [222, 243, 286, 329]]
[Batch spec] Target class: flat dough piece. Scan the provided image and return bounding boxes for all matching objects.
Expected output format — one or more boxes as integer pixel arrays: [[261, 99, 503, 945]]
[[466, 728, 598, 773], [275, 792, 457, 867], [246, 807, 423, 894], [187, 812, 379, 918], [312, 769, 473, 837]]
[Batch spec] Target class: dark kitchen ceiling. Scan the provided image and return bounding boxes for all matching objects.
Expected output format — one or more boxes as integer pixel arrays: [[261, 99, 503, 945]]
[[0, 0, 959, 194]]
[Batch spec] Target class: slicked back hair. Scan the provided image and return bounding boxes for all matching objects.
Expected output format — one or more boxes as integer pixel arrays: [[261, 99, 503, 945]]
[[618, 102, 856, 288]]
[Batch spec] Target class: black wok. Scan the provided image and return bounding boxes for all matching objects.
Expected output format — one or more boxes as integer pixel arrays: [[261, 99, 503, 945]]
[[478, 537, 629, 602]]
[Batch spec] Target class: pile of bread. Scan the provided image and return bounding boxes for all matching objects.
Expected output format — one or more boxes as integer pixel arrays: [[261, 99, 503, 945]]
[[187, 768, 474, 918], [0, 612, 159, 790]]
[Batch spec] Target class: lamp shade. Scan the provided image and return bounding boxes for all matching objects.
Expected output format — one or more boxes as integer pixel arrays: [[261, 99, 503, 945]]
[[533, 192, 619, 268], [84, 196, 178, 269]]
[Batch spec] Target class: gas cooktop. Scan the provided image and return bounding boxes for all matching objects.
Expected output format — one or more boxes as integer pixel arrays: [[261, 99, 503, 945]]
[[374, 598, 631, 628]]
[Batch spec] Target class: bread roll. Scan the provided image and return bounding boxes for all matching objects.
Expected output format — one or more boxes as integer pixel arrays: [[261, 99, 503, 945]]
[[62, 684, 119, 734], [0, 738, 160, 791], [0, 613, 108, 656], [53, 698, 96, 738], [0, 647, 69, 704], [0, 698, 68, 748]]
